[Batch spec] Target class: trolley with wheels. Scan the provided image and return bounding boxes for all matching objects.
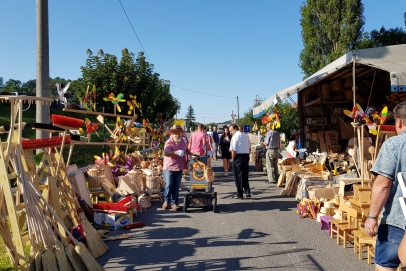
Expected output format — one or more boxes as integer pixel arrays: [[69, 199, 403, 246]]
[[184, 155, 218, 213]]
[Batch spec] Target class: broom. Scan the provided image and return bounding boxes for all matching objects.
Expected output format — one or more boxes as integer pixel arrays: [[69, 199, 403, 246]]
[[37, 186, 85, 271], [12, 146, 63, 271], [78, 212, 108, 258], [41, 204, 75, 271], [27, 179, 105, 271]]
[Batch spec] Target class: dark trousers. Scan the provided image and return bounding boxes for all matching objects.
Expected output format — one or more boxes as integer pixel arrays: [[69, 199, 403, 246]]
[[232, 153, 250, 197]]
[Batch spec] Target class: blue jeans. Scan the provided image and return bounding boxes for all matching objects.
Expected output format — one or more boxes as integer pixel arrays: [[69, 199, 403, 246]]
[[163, 170, 182, 206], [375, 224, 405, 268]]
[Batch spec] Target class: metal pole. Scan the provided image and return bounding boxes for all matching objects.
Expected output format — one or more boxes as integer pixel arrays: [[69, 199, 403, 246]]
[[237, 96, 240, 125], [36, 0, 50, 140]]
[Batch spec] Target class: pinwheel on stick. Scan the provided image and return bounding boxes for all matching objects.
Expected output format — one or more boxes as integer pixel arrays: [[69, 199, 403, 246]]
[[103, 93, 126, 114], [127, 94, 142, 116]]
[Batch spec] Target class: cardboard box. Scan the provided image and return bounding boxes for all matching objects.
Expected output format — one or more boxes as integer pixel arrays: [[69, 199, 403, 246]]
[[93, 210, 134, 230], [308, 185, 339, 199]]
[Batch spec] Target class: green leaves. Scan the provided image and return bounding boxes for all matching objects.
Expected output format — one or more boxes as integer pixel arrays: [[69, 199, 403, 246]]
[[73, 49, 180, 122], [299, 0, 365, 78]]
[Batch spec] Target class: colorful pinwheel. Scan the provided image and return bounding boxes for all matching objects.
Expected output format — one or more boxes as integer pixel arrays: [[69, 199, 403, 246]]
[[261, 107, 281, 130], [92, 84, 97, 110], [127, 94, 142, 115], [83, 85, 90, 109], [103, 93, 126, 112], [343, 103, 388, 135], [85, 118, 100, 137]]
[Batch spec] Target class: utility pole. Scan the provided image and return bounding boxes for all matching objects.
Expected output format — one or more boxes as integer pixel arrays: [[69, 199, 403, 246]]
[[237, 96, 239, 125], [254, 94, 261, 105], [36, 0, 50, 139]]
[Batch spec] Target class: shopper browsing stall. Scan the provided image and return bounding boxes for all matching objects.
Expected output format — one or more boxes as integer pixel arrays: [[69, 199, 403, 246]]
[[262, 122, 280, 184], [162, 125, 189, 211], [365, 101, 406, 270]]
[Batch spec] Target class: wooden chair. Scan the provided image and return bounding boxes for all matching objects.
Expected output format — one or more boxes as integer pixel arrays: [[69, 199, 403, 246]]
[[330, 198, 350, 238], [101, 180, 125, 202], [358, 235, 376, 263], [336, 207, 359, 248], [87, 175, 105, 203]]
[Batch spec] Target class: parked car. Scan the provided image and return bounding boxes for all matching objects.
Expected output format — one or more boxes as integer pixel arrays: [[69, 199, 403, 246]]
[[10, 92, 26, 96]]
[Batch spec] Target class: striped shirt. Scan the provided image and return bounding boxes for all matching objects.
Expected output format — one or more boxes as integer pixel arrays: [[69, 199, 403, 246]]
[[229, 131, 250, 154], [264, 129, 280, 149]]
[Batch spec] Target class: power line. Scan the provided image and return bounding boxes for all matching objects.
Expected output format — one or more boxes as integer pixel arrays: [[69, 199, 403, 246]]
[[118, 1, 237, 100], [170, 84, 236, 98], [118, 0, 152, 64]]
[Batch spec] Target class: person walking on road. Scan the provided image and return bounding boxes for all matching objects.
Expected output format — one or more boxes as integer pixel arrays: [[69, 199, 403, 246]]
[[188, 123, 206, 157], [219, 125, 232, 176], [229, 124, 251, 199], [212, 126, 220, 160], [162, 125, 189, 211], [262, 122, 280, 184], [365, 101, 406, 270]]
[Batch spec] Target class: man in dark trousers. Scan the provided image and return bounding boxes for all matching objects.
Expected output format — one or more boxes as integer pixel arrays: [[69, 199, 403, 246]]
[[229, 124, 251, 199], [211, 126, 220, 160]]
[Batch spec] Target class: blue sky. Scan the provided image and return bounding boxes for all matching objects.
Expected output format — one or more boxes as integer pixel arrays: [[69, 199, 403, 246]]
[[1, 1, 405, 124]]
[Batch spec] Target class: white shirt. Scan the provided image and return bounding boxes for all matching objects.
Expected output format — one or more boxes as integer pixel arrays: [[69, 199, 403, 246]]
[[229, 131, 250, 154]]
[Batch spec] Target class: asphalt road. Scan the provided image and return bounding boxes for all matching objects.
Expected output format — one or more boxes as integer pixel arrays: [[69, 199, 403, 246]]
[[96, 158, 384, 271]]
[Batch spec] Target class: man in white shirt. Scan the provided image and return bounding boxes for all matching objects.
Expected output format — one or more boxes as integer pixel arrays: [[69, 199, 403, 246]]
[[229, 124, 251, 199]]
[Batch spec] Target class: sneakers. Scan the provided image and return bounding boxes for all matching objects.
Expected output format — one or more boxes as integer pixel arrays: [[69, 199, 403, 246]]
[[224, 172, 229, 176]]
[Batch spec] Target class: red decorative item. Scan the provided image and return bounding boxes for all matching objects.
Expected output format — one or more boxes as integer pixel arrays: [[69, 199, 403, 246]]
[[124, 222, 145, 230], [380, 125, 396, 132], [21, 135, 71, 149], [51, 114, 84, 129]]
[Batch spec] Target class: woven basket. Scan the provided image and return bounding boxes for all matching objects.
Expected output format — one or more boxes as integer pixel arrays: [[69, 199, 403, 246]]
[[204, 168, 215, 182]]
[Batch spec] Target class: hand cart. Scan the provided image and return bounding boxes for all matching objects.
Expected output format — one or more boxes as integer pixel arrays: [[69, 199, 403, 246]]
[[184, 155, 218, 213]]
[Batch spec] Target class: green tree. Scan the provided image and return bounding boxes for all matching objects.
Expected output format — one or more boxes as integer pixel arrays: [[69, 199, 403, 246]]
[[21, 79, 36, 95], [276, 102, 299, 137], [185, 105, 196, 131], [72, 49, 180, 122], [3, 79, 22, 93], [355, 26, 406, 49], [299, 0, 365, 78]]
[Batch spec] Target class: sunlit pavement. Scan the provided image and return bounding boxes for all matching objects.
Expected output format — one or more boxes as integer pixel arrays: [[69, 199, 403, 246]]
[[96, 158, 377, 271]]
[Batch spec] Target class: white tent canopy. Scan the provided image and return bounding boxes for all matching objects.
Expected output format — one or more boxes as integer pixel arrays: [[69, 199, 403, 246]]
[[253, 44, 406, 118]]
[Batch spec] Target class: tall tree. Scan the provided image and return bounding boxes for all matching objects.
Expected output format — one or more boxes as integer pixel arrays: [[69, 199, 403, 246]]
[[299, 0, 365, 78], [185, 105, 196, 131], [72, 49, 180, 122]]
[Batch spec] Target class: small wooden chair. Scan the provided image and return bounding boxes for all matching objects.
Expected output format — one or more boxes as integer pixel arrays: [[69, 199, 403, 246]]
[[358, 235, 376, 263], [87, 175, 105, 203], [330, 198, 350, 238], [336, 207, 359, 248]]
